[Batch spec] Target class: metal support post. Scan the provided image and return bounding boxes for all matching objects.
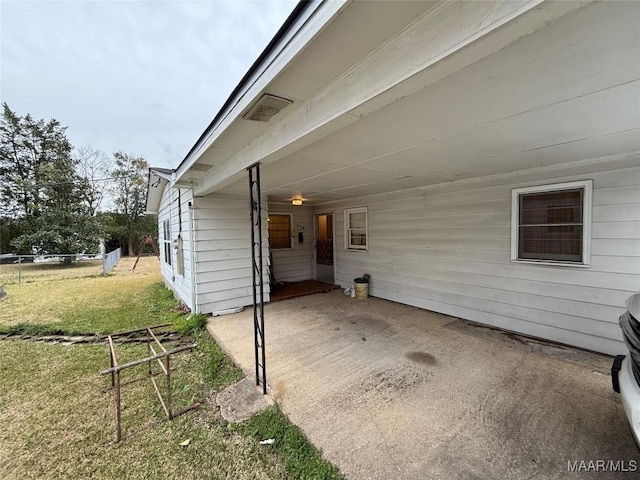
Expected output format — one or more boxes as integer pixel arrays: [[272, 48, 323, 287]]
[[248, 163, 267, 394]]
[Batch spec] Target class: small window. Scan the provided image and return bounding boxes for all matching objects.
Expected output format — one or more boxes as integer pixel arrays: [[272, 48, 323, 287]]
[[511, 180, 592, 266], [268, 214, 292, 249], [345, 207, 368, 251], [162, 219, 172, 265]]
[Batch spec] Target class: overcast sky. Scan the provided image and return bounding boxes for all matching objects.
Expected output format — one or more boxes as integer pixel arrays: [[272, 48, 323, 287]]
[[0, 0, 298, 169]]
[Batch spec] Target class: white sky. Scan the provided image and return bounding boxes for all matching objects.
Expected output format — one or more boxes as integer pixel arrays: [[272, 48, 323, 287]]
[[0, 0, 298, 169]]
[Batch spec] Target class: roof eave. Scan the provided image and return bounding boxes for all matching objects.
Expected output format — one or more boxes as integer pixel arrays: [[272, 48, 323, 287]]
[[174, 0, 328, 182], [145, 168, 172, 214]]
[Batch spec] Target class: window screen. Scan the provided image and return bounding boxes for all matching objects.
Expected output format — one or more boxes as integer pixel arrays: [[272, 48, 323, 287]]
[[518, 189, 583, 262]]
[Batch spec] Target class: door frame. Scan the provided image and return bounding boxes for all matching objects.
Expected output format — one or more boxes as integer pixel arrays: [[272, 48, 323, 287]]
[[313, 211, 336, 283]]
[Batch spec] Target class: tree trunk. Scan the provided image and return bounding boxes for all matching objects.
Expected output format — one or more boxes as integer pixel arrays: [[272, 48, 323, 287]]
[[128, 236, 134, 257]]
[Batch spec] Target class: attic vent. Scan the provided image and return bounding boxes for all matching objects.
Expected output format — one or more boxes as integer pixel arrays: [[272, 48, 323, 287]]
[[191, 163, 213, 172], [243, 94, 292, 122]]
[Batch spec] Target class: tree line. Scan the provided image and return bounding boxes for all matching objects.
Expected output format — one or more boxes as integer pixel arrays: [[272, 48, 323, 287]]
[[0, 103, 157, 258]]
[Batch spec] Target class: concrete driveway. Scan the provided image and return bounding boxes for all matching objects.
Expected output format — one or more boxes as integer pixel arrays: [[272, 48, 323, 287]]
[[207, 291, 639, 480]]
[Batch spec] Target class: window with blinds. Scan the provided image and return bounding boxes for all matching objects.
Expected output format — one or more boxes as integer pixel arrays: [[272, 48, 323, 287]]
[[511, 181, 592, 265]]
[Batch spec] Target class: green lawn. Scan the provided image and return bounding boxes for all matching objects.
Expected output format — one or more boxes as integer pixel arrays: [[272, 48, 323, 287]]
[[0, 258, 104, 285], [0, 257, 174, 333], [0, 257, 343, 480]]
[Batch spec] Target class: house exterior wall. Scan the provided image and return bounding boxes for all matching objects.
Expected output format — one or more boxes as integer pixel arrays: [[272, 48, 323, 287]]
[[152, 0, 638, 355], [317, 163, 640, 356], [158, 185, 194, 310], [267, 203, 314, 282], [192, 195, 270, 314]]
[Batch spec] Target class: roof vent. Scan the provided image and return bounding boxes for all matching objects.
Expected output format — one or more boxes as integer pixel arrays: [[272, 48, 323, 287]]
[[243, 94, 292, 122]]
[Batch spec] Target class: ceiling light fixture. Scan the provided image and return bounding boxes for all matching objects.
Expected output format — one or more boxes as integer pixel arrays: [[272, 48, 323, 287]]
[[291, 198, 303, 206]]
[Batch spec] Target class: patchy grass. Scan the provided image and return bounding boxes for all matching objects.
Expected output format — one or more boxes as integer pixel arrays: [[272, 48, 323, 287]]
[[0, 257, 178, 334], [0, 255, 343, 480], [0, 340, 287, 480]]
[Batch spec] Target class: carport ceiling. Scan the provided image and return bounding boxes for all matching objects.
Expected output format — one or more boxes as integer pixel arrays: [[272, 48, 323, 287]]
[[218, 2, 639, 204]]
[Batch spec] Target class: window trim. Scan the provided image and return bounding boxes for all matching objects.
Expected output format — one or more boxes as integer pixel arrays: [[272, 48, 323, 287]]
[[344, 207, 368, 251], [511, 180, 592, 267], [268, 213, 293, 250]]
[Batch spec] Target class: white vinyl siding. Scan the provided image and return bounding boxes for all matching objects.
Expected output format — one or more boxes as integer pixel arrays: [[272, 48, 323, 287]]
[[193, 195, 270, 314], [267, 203, 313, 283], [157, 186, 194, 311], [319, 164, 640, 356]]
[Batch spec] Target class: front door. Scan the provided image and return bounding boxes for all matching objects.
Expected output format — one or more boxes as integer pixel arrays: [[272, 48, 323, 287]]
[[314, 213, 334, 283]]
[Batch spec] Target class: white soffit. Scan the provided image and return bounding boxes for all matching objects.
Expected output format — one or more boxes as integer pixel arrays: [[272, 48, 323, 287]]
[[195, 0, 569, 196], [217, 1, 640, 204]]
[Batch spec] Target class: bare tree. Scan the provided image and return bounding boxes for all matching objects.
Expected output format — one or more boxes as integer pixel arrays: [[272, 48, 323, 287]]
[[74, 145, 112, 216]]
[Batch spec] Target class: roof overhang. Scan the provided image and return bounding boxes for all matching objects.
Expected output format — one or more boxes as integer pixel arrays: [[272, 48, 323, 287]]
[[145, 168, 174, 214], [175, 0, 331, 181], [174, 0, 640, 205]]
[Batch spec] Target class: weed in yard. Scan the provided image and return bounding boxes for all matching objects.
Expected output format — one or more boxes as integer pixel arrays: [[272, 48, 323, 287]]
[[173, 313, 208, 335]]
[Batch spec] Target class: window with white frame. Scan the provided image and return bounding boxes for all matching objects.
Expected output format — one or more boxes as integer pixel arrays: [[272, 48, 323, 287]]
[[162, 219, 172, 265], [511, 180, 592, 266], [268, 214, 292, 249], [345, 207, 368, 250]]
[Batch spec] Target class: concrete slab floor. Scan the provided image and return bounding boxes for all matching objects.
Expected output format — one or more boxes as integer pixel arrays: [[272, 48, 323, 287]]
[[206, 291, 639, 480]]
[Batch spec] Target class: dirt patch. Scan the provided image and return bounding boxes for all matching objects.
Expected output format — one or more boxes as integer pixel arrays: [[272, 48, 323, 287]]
[[360, 364, 433, 402], [327, 363, 433, 413], [216, 377, 273, 423]]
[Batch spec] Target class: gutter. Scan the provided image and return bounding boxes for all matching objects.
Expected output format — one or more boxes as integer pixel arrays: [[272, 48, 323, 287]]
[[176, 0, 315, 176]]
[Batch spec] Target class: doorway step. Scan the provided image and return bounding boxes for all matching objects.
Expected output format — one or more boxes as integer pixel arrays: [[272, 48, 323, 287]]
[[270, 280, 340, 302]]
